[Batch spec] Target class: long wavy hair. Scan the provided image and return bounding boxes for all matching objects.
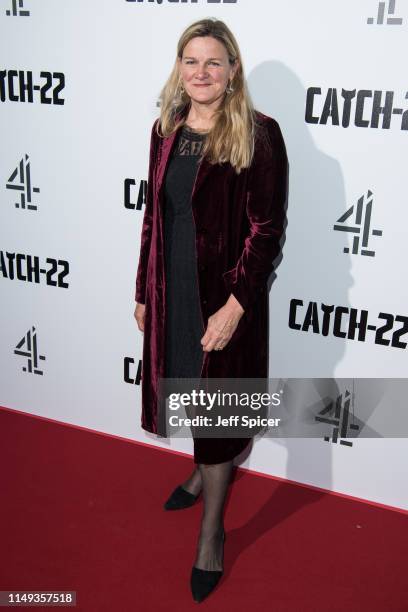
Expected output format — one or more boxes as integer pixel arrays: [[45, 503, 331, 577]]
[[157, 18, 260, 174]]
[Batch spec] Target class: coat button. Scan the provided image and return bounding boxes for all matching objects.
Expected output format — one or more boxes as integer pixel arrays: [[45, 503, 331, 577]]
[[199, 264, 206, 272]]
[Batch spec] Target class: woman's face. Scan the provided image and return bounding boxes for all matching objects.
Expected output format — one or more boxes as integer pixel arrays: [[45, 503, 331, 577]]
[[178, 36, 238, 106]]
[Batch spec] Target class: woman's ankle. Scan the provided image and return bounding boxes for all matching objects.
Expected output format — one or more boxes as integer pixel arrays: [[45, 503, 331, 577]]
[[194, 525, 224, 571], [181, 467, 202, 496]]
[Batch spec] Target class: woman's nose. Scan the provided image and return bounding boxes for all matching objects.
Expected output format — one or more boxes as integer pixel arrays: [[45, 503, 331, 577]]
[[195, 65, 209, 78]]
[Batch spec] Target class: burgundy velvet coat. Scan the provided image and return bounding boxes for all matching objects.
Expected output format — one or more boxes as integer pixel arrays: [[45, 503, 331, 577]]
[[135, 110, 288, 435]]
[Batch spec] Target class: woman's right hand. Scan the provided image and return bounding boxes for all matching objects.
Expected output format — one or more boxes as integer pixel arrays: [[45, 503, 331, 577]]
[[134, 302, 146, 332]]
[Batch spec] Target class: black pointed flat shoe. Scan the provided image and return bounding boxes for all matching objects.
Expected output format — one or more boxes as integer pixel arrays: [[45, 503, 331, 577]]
[[163, 485, 200, 511], [190, 530, 225, 603]]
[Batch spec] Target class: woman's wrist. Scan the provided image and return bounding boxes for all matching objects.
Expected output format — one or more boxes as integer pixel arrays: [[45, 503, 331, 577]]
[[226, 293, 245, 316]]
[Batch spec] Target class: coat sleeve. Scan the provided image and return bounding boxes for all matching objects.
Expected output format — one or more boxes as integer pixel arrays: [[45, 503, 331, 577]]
[[222, 118, 288, 312], [135, 119, 159, 304]]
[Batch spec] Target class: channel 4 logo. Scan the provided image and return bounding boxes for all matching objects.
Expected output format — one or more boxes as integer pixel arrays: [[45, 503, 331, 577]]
[[367, 0, 403, 25], [14, 326, 46, 375], [6, 154, 40, 211], [333, 190, 383, 257], [315, 389, 360, 447], [5, 0, 30, 17]]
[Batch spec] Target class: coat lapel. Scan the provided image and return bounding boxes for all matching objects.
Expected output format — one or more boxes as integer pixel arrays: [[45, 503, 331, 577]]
[[156, 128, 178, 198], [191, 157, 213, 202]]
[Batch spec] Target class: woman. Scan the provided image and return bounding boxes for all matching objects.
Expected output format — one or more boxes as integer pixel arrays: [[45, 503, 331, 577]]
[[134, 18, 288, 602]]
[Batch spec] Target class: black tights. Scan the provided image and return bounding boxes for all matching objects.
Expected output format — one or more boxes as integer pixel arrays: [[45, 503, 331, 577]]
[[182, 460, 233, 571]]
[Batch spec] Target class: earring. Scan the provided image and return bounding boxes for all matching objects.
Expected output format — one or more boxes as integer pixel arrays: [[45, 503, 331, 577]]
[[226, 80, 234, 94], [180, 82, 185, 95]]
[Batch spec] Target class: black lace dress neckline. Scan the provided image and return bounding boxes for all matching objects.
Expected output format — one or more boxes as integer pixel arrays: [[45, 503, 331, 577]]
[[181, 124, 209, 138]]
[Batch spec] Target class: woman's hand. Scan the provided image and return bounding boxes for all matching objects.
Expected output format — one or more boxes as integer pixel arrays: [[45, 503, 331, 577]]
[[134, 302, 146, 332], [201, 294, 245, 352]]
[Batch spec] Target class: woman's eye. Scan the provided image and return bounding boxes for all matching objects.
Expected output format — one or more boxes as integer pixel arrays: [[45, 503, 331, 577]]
[[184, 60, 220, 66]]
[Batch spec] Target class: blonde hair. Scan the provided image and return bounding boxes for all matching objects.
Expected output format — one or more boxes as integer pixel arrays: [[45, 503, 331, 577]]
[[157, 18, 259, 174]]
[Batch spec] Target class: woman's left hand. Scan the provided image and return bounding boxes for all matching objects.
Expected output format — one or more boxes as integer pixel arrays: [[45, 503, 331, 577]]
[[201, 294, 245, 352]]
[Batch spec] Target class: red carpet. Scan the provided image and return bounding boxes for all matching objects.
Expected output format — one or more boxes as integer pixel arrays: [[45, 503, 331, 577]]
[[0, 406, 407, 611]]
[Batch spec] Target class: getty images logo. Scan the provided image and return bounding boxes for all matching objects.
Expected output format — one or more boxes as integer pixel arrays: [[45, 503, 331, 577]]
[[6, 154, 40, 211], [367, 0, 403, 25], [333, 190, 383, 257]]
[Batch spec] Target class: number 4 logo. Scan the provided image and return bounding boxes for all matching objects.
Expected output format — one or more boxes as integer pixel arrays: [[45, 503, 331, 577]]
[[333, 190, 383, 257], [367, 0, 403, 25]]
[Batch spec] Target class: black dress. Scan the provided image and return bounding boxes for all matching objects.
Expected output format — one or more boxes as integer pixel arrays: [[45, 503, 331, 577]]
[[164, 124, 205, 381], [163, 124, 251, 465]]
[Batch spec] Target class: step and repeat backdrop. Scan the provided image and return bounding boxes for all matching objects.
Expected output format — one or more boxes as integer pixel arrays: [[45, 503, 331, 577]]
[[1, 0, 407, 510]]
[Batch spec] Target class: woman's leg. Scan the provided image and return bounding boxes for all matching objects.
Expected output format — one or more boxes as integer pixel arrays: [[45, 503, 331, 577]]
[[180, 465, 202, 496], [193, 459, 233, 571]]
